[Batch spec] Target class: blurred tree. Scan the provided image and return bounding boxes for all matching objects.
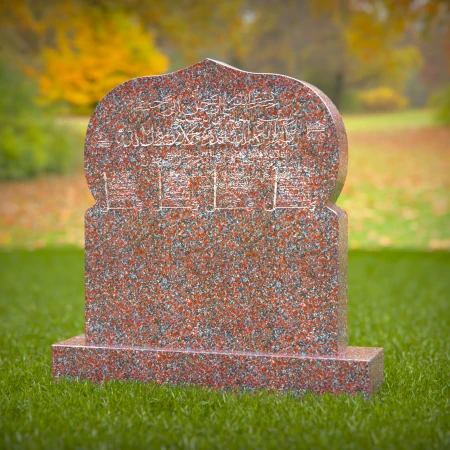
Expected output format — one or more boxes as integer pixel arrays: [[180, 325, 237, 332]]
[[358, 86, 409, 112], [0, 64, 79, 179], [237, 0, 448, 108], [37, 10, 168, 112], [1, 1, 169, 112], [313, 0, 448, 108], [1, 0, 448, 111], [416, 9, 449, 106], [0, 0, 249, 111], [95, 0, 249, 66]]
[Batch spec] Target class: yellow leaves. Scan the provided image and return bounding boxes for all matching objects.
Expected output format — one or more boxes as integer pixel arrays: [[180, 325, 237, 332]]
[[346, 14, 388, 62], [37, 8, 169, 111], [320, 1, 424, 90], [358, 87, 409, 112]]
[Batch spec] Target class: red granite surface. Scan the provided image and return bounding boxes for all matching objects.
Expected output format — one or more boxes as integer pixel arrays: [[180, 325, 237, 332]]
[[85, 207, 348, 356], [53, 335, 383, 396], [53, 59, 383, 395]]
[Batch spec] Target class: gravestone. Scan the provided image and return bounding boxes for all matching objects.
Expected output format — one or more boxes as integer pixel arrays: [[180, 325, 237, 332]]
[[52, 59, 383, 395]]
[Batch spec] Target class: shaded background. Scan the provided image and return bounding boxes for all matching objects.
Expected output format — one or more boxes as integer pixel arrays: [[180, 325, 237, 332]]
[[0, 0, 449, 250]]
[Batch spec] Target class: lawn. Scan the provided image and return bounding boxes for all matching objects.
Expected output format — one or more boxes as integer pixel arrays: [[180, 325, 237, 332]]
[[0, 248, 448, 449], [342, 109, 435, 133]]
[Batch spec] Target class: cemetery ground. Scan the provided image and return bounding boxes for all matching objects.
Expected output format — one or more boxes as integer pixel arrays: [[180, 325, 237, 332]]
[[0, 249, 448, 449], [1, 108, 449, 449]]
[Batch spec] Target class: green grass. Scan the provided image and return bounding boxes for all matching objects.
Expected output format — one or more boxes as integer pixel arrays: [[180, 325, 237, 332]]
[[0, 249, 448, 449], [343, 109, 435, 133]]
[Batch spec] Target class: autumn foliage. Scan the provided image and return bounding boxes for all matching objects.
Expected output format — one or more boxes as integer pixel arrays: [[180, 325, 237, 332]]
[[2, 0, 448, 114], [1, 2, 169, 112], [358, 87, 409, 112], [38, 11, 168, 111]]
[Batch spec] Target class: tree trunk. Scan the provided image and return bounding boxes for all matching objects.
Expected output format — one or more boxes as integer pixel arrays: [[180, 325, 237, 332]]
[[333, 70, 344, 110]]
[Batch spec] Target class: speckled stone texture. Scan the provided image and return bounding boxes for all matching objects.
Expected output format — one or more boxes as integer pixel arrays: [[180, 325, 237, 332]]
[[52, 59, 383, 395], [53, 336, 383, 396]]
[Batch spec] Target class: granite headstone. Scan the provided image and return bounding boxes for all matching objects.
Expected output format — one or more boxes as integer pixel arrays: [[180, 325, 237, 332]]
[[52, 59, 383, 395]]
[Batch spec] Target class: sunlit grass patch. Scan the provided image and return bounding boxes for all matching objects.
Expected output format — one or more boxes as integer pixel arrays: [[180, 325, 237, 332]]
[[343, 109, 435, 133]]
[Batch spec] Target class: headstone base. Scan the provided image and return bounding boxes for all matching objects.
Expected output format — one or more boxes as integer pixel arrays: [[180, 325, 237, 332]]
[[52, 336, 383, 396]]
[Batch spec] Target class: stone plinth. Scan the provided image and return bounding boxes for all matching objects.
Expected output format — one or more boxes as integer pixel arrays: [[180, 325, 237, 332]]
[[53, 336, 383, 396]]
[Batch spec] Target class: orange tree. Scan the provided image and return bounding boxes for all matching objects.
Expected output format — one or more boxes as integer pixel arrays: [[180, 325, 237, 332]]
[[1, 1, 169, 113], [38, 11, 168, 112]]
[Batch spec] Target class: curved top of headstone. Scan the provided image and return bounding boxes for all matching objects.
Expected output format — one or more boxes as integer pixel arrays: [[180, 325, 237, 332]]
[[85, 58, 347, 211]]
